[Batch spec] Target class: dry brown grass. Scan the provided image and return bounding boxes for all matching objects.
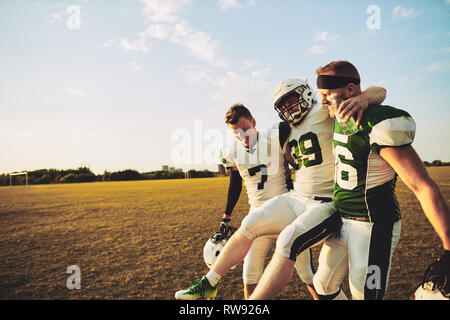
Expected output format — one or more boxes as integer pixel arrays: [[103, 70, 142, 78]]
[[0, 167, 449, 300]]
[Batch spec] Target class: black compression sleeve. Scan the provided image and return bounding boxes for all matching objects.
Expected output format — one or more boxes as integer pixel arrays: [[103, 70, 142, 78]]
[[224, 169, 242, 216]]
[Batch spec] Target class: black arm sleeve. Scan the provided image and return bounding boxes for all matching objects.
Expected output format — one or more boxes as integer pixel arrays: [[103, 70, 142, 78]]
[[279, 121, 291, 149], [224, 169, 242, 216]]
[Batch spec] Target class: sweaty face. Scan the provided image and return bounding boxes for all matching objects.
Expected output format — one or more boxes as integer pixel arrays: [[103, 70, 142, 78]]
[[318, 88, 346, 119], [228, 116, 257, 148]]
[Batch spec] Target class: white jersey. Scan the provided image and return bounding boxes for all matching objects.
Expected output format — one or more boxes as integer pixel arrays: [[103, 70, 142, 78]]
[[220, 125, 291, 208], [286, 103, 334, 199]]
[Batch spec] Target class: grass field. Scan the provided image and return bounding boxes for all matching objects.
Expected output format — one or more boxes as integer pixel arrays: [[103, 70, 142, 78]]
[[0, 167, 449, 300]]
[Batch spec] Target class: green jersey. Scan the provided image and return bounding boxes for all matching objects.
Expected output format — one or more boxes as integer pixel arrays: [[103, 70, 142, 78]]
[[333, 104, 416, 222]]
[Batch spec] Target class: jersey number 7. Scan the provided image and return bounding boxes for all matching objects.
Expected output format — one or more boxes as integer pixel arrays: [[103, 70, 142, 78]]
[[248, 164, 268, 190]]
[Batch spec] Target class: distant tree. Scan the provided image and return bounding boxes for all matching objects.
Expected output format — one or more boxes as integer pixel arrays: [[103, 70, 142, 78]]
[[102, 171, 111, 181], [432, 160, 443, 167], [60, 173, 78, 183], [109, 169, 142, 181]]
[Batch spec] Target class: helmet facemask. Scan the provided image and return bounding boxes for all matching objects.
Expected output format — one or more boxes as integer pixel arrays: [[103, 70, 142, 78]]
[[274, 81, 316, 127]]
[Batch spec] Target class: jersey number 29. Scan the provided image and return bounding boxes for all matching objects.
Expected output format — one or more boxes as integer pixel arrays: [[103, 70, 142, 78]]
[[288, 132, 323, 170]]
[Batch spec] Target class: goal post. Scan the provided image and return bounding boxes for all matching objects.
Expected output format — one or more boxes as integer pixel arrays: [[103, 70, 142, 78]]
[[9, 172, 28, 187]]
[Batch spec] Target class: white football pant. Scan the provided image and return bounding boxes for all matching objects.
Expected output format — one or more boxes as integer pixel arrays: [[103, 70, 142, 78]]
[[313, 218, 401, 300], [239, 191, 338, 285]]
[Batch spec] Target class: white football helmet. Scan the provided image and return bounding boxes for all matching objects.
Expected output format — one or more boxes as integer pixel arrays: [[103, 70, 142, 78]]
[[412, 281, 449, 300], [411, 257, 450, 300], [273, 78, 317, 126], [203, 227, 237, 270]]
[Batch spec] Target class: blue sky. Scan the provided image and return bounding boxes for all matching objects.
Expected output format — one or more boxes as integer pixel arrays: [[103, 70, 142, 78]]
[[1, 0, 449, 174]]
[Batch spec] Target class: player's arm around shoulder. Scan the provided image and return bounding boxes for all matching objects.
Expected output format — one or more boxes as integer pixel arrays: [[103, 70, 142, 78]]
[[380, 145, 450, 250]]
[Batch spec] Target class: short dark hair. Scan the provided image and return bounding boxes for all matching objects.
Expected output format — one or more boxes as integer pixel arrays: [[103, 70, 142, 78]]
[[225, 103, 253, 125], [316, 60, 360, 79]]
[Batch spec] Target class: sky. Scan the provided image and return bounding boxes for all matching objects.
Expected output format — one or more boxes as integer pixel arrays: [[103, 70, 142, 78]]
[[0, 0, 449, 174]]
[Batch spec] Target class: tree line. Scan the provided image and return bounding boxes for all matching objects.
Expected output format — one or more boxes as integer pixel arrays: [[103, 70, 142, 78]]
[[2, 160, 447, 186], [423, 160, 450, 167], [0, 167, 219, 186]]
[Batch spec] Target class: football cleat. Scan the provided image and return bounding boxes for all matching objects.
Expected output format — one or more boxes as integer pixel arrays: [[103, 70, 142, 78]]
[[175, 276, 218, 300]]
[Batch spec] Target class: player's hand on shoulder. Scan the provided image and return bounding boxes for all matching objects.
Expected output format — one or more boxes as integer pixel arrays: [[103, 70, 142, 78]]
[[337, 94, 369, 126]]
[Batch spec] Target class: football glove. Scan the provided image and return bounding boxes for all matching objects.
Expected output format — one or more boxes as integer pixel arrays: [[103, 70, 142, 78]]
[[212, 219, 236, 244], [219, 218, 231, 235]]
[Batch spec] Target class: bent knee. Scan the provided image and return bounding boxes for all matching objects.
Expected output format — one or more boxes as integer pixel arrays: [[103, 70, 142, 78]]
[[276, 223, 312, 261], [238, 214, 258, 240], [275, 224, 297, 260], [313, 272, 341, 296]]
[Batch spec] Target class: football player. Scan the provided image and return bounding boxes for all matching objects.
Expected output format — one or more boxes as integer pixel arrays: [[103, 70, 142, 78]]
[[247, 79, 384, 300], [178, 103, 317, 299], [175, 80, 387, 300], [310, 60, 450, 300]]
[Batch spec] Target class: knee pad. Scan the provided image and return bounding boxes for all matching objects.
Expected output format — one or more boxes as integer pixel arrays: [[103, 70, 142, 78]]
[[275, 223, 298, 260], [238, 213, 259, 240]]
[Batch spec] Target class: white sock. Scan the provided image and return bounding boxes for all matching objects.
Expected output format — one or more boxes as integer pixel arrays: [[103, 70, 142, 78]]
[[206, 269, 221, 287]]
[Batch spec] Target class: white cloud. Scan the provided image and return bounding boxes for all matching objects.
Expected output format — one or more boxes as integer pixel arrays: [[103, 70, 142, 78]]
[[315, 31, 340, 42], [172, 22, 226, 67], [51, 13, 62, 20], [119, 38, 151, 53], [140, 19, 227, 67], [140, 24, 172, 39], [127, 61, 143, 72], [432, 47, 450, 54], [49, 10, 64, 24], [394, 76, 423, 88], [212, 68, 271, 102], [396, 77, 408, 87], [139, 0, 191, 23], [182, 65, 271, 103], [183, 65, 214, 84], [101, 39, 115, 48], [65, 87, 91, 97], [426, 60, 450, 72], [248, 0, 256, 6], [392, 6, 422, 20], [218, 0, 242, 11], [137, 2, 227, 66], [241, 59, 262, 70], [308, 45, 326, 55], [375, 79, 389, 86]]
